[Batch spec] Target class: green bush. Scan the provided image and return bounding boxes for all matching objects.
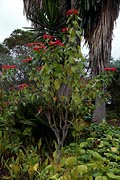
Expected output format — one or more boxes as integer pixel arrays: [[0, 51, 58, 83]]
[[0, 121, 120, 179], [35, 122, 120, 180]]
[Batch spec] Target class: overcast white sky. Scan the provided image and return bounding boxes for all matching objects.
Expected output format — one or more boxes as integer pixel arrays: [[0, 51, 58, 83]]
[[0, 0, 120, 59], [0, 0, 31, 42]]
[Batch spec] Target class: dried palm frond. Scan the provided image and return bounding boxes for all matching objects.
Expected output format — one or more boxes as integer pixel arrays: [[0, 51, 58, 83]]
[[23, 0, 42, 19], [78, 0, 120, 76]]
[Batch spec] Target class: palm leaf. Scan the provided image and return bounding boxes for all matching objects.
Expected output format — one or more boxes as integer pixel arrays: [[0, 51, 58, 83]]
[[26, 0, 67, 38], [78, 0, 120, 75]]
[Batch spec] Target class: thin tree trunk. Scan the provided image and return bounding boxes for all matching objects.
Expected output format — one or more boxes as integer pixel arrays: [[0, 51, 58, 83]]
[[56, 144, 62, 164], [92, 96, 106, 123]]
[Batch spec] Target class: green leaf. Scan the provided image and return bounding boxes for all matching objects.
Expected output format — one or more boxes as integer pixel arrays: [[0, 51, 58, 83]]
[[36, 82, 40, 88], [44, 78, 50, 89], [72, 93, 80, 104], [80, 142, 88, 148], [45, 164, 54, 171], [71, 66, 77, 73], [107, 173, 120, 179], [1, 177, 11, 180], [50, 174, 59, 179], [111, 147, 118, 153], [34, 77, 39, 81], [92, 151, 103, 160], [65, 156, 77, 166], [54, 79, 61, 90], [77, 165, 88, 174], [95, 176, 108, 180], [87, 162, 99, 170]]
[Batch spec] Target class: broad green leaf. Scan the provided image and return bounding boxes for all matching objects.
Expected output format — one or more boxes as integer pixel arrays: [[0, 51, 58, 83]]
[[107, 173, 120, 179], [111, 147, 118, 153], [54, 79, 61, 90], [50, 174, 59, 179], [80, 142, 88, 148], [98, 141, 104, 148], [79, 149, 86, 155], [36, 82, 40, 88], [77, 165, 88, 174], [106, 135, 112, 140], [44, 78, 50, 89], [65, 156, 77, 166], [95, 176, 108, 180], [87, 162, 99, 170], [92, 151, 103, 160], [45, 164, 54, 171]]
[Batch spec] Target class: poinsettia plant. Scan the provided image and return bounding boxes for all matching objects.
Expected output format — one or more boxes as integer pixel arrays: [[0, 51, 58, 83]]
[[20, 10, 116, 163]]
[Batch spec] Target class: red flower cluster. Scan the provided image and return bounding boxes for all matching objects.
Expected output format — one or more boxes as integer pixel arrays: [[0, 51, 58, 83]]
[[62, 27, 68, 33], [49, 40, 64, 46], [17, 83, 28, 90], [104, 67, 117, 71], [25, 42, 44, 47], [22, 58, 32, 63], [2, 65, 17, 69], [33, 45, 46, 52], [43, 34, 53, 40], [66, 9, 79, 16]]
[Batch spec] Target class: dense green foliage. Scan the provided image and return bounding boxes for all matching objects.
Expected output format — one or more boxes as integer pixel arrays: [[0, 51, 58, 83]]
[[0, 3, 119, 179], [0, 122, 120, 179], [39, 122, 120, 180]]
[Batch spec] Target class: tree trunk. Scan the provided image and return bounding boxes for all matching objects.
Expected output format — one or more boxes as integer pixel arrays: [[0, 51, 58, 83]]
[[84, 1, 120, 123], [92, 96, 106, 123], [56, 144, 62, 164]]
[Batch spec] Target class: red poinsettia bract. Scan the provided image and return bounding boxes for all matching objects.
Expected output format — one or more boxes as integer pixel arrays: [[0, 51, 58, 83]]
[[22, 58, 32, 63], [66, 9, 79, 16], [49, 40, 64, 46], [17, 83, 28, 90], [2, 65, 17, 69], [33, 45, 46, 52], [43, 34, 53, 40], [62, 27, 68, 33], [104, 67, 117, 71]]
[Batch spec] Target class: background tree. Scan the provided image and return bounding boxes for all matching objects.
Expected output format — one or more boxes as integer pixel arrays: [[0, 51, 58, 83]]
[[77, 0, 120, 122], [0, 29, 35, 90], [0, 43, 10, 72], [3, 29, 34, 57], [0, 44, 9, 55]]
